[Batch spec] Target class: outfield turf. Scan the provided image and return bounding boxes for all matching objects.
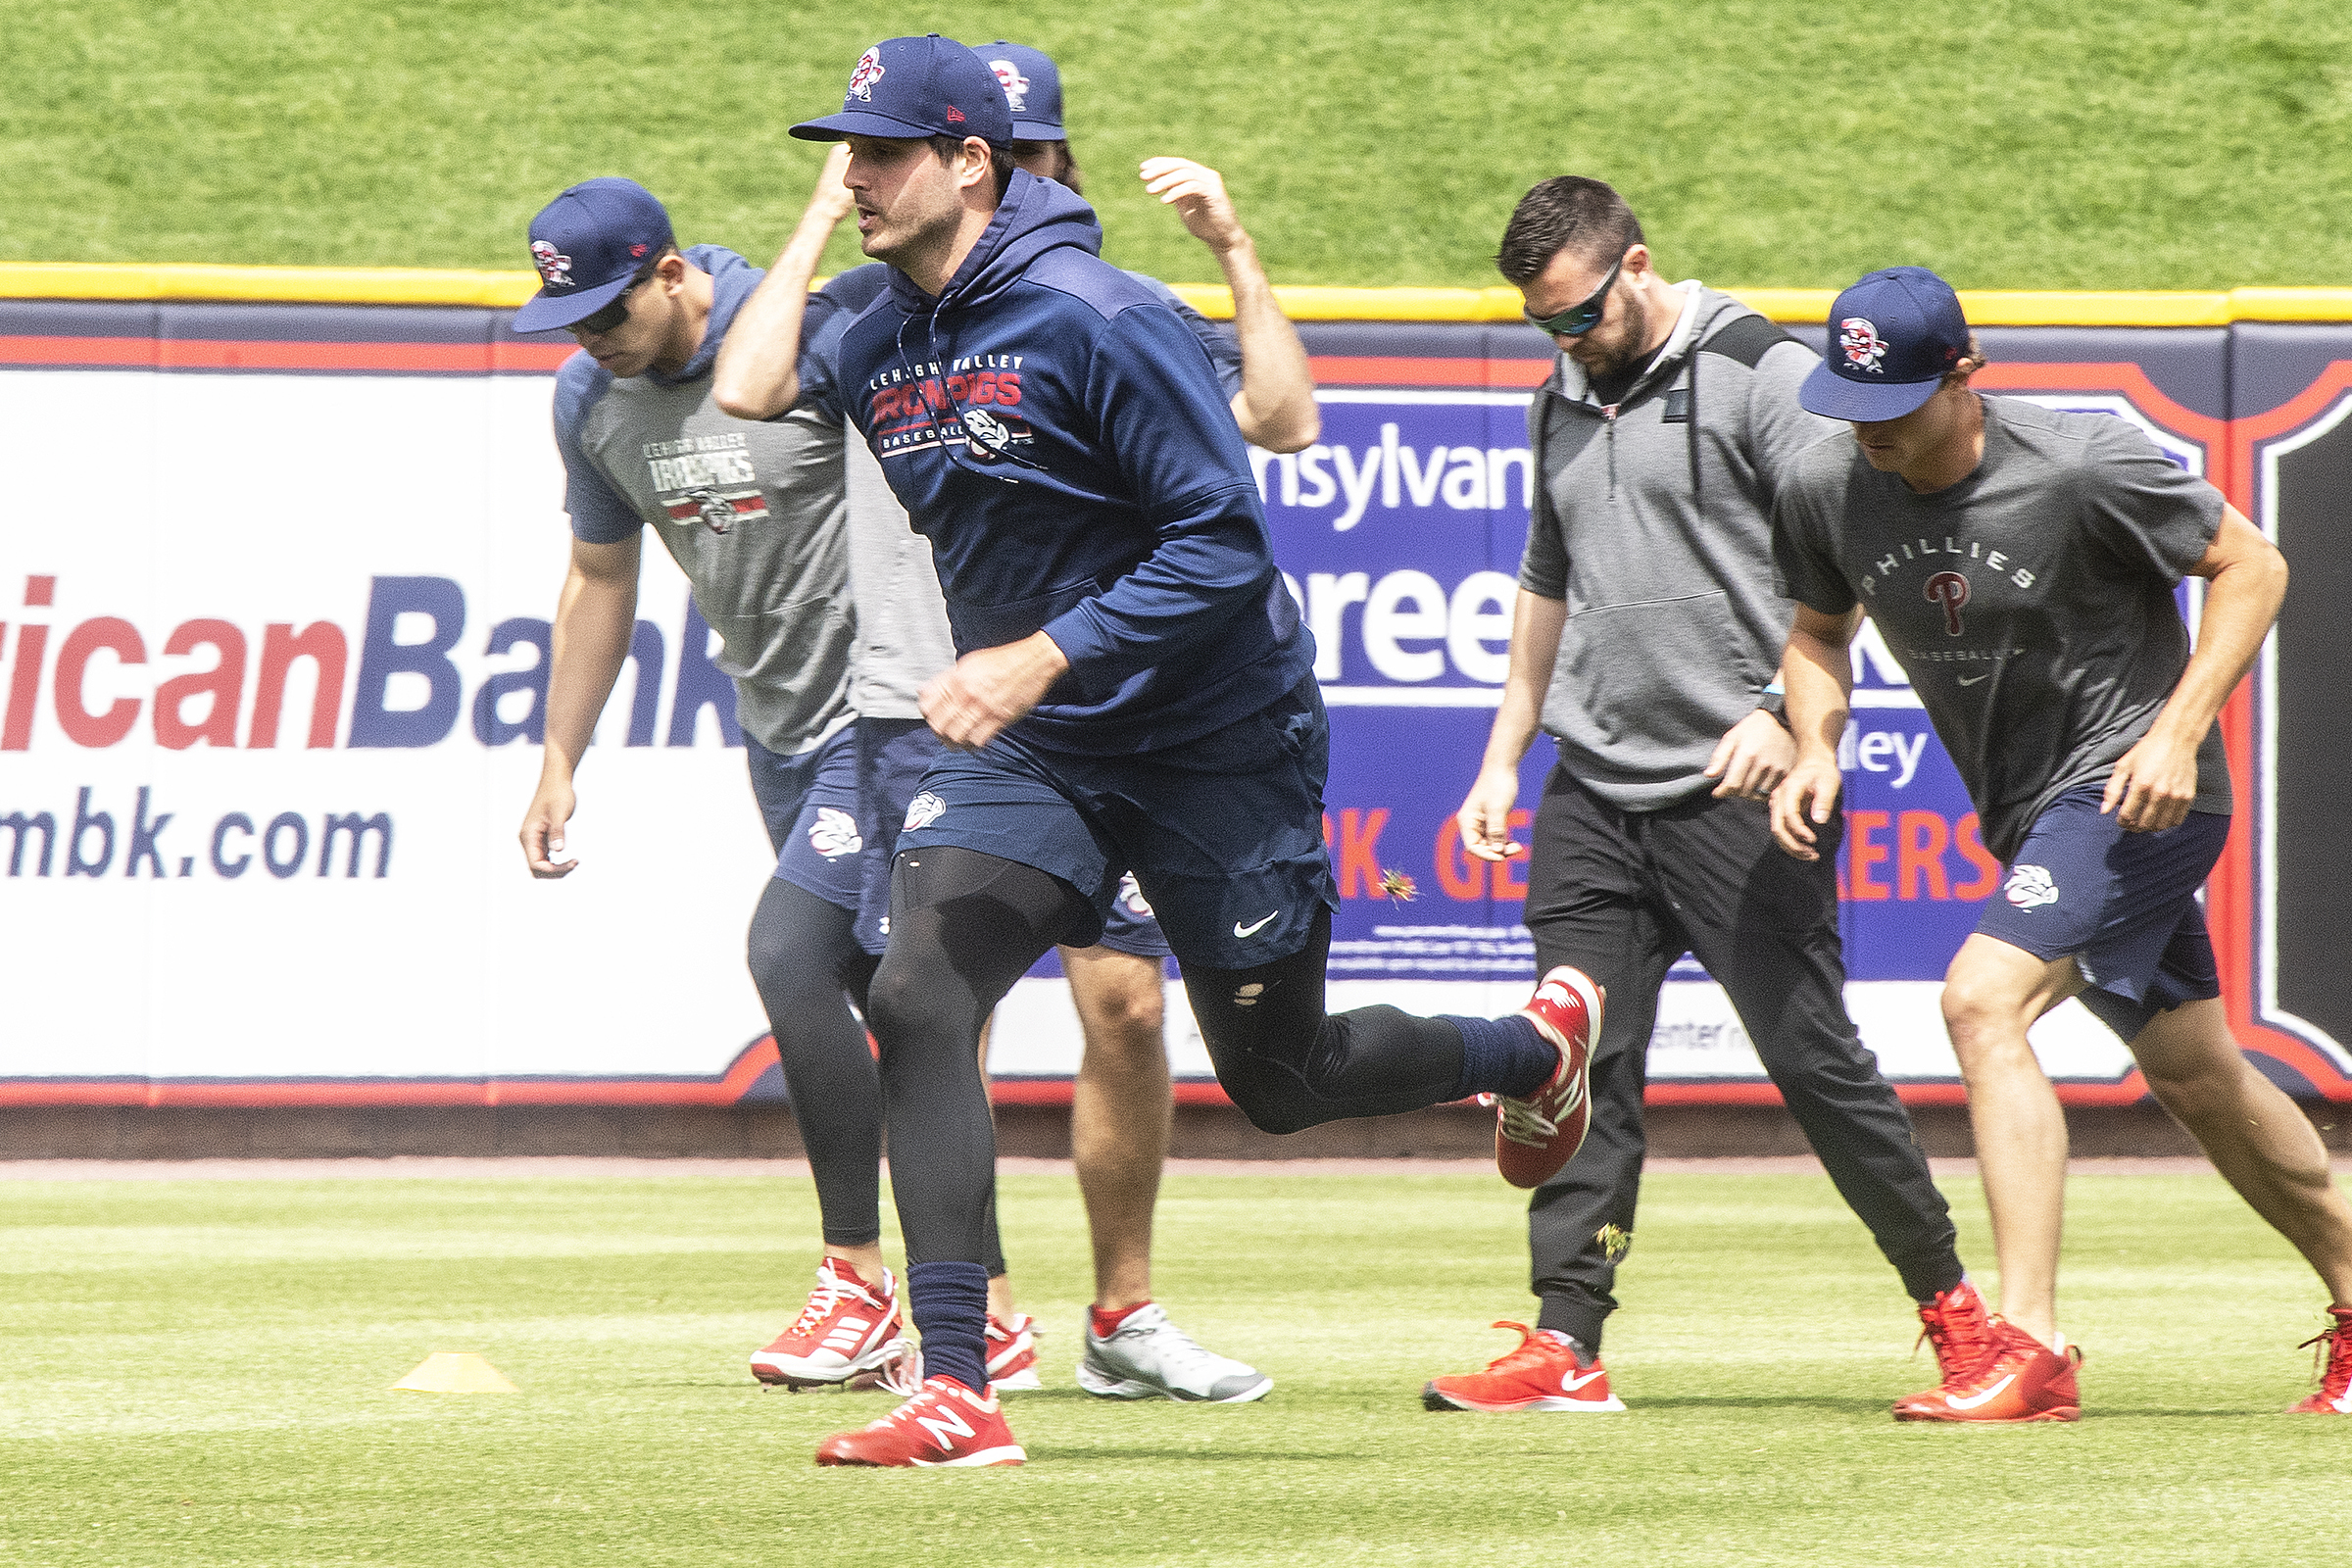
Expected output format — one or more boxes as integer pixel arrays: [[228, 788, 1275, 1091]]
[[3, 1167, 2344, 1567], [4, 2, 2351, 288]]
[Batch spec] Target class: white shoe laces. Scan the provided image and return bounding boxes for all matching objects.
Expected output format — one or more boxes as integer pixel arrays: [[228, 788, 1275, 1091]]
[[1111, 1315, 1228, 1378], [1494, 1094, 1559, 1147], [787, 1263, 882, 1337]]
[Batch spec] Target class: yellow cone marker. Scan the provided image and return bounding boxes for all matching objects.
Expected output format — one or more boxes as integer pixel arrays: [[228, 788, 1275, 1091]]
[[393, 1351, 517, 1394]]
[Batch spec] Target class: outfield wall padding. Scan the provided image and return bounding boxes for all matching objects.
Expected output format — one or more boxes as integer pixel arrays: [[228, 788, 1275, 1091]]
[[0, 294, 2345, 1110]]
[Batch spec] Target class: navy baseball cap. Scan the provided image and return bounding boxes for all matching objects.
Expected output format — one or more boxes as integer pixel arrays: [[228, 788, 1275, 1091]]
[[790, 34, 1014, 145], [1799, 267, 1972, 421], [513, 177, 673, 333], [982, 42, 1064, 138]]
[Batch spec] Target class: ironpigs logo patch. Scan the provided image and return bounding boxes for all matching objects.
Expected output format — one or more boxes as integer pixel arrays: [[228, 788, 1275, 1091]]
[[530, 240, 573, 288], [1116, 872, 1153, 919], [808, 807, 863, 860], [2005, 864, 2060, 909], [904, 791, 947, 832], [963, 407, 1015, 457], [669, 485, 769, 537], [847, 47, 885, 101], [1838, 316, 1888, 373], [990, 59, 1030, 109]]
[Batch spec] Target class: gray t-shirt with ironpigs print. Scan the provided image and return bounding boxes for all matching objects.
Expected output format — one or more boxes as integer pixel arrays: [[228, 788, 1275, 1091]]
[[1771, 396, 2229, 862]]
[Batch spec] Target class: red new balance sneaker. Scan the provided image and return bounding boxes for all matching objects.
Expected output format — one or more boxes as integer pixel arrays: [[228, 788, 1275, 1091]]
[[1894, 1316, 2081, 1423], [1421, 1321, 1625, 1413], [2289, 1305, 2352, 1413], [1492, 966, 1602, 1189], [750, 1257, 910, 1391], [814, 1377, 1027, 1467], [987, 1311, 1042, 1392], [1893, 1278, 1995, 1414]]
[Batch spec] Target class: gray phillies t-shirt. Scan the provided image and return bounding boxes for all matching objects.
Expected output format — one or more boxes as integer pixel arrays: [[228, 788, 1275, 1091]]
[[553, 245, 854, 756], [1772, 396, 2228, 861], [819, 263, 1246, 716]]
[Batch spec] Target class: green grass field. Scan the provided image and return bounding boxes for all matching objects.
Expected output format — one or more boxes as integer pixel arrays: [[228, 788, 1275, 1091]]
[[4, 1166, 2344, 1567], [4, 1, 2351, 288]]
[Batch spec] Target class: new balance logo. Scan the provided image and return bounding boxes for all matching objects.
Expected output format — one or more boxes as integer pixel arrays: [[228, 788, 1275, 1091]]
[[914, 1404, 976, 1448]]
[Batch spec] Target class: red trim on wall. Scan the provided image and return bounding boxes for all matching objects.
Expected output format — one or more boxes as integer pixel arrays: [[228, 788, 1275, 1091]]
[[0, 335, 578, 373]]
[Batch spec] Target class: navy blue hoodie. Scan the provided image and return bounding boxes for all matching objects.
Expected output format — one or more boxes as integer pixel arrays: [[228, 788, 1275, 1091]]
[[832, 168, 1312, 756]]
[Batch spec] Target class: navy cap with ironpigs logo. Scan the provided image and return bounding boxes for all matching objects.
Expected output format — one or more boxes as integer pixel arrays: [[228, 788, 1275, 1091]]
[[1798, 266, 1973, 422], [982, 42, 1065, 139], [512, 177, 674, 334], [790, 34, 1014, 145]]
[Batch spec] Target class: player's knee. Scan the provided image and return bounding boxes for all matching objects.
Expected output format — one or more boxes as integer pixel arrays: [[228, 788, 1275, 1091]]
[[1228, 1087, 1316, 1136]]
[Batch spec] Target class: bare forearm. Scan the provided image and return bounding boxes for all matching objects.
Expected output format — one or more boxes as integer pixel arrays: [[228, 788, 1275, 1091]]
[[1479, 591, 1564, 774], [1219, 234, 1318, 453], [1783, 624, 1853, 762], [711, 211, 838, 419], [2151, 551, 2288, 745], [541, 573, 638, 779]]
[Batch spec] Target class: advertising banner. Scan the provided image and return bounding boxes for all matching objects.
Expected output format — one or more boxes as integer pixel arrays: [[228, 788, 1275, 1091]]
[[1, 298, 2345, 1107]]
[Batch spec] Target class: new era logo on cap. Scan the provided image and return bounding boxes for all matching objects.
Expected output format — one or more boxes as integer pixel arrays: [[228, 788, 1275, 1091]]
[[1798, 266, 1971, 422], [790, 34, 1014, 145]]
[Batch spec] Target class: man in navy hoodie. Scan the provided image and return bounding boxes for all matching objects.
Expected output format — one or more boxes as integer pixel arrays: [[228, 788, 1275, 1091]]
[[790, 34, 1601, 1469]]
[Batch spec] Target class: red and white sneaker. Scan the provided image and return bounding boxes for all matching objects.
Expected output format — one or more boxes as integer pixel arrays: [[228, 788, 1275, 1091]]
[[1421, 1321, 1625, 1413], [987, 1311, 1042, 1392], [1491, 966, 1602, 1189], [814, 1377, 1026, 1467], [1893, 1316, 2081, 1423], [2289, 1306, 2352, 1413], [1894, 1278, 1995, 1413], [750, 1257, 910, 1391]]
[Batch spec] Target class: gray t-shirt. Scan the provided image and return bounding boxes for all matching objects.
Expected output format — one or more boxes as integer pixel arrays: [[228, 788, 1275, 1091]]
[[1773, 396, 2228, 860], [555, 246, 853, 756]]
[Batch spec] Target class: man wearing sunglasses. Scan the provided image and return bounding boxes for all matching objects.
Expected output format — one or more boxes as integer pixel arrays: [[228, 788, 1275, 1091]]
[[1434, 176, 1979, 1417]]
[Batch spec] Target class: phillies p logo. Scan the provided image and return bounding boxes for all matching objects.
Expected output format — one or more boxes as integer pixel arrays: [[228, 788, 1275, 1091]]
[[1925, 570, 1970, 636]]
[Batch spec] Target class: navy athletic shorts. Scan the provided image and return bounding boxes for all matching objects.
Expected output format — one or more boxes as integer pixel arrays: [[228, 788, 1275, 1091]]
[[745, 724, 864, 912], [1973, 782, 2227, 1039], [894, 677, 1339, 970], [857, 718, 1175, 960]]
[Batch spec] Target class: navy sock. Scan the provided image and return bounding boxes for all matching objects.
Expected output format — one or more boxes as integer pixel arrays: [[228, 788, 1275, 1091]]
[[1446, 1012, 1557, 1101], [905, 1260, 991, 1395]]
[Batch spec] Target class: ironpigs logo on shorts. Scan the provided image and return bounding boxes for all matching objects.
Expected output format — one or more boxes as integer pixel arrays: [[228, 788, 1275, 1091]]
[[2005, 864, 2061, 909], [530, 241, 573, 288], [1838, 317, 1888, 373], [989, 59, 1029, 110], [846, 47, 885, 101], [1116, 872, 1153, 918], [808, 807, 862, 860], [903, 791, 947, 832]]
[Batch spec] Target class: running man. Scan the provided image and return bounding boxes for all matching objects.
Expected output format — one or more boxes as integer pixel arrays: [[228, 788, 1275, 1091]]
[[1772, 265, 2352, 1421], [1434, 179, 1978, 1417], [786, 34, 1598, 1467], [713, 56, 1320, 1397]]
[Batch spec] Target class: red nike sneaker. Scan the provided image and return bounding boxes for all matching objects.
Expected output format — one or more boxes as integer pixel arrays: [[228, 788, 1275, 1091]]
[[814, 1377, 1027, 1467], [1893, 1316, 2081, 1423], [1492, 966, 1602, 1189], [987, 1311, 1042, 1392], [1893, 1278, 1995, 1413], [1421, 1320, 1625, 1413], [2289, 1305, 2352, 1413], [750, 1257, 910, 1391]]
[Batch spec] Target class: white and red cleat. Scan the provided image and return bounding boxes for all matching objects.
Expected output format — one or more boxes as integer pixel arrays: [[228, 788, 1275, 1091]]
[[2290, 1306, 2352, 1413], [750, 1257, 910, 1391], [1422, 1320, 1624, 1412], [814, 1377, 1026, 1467], [987, 1311, 1043, 1392], [1492, 966, 1602, 1190], [1893, 1316, 2081, 1423], [1897, 1278, 1995, 1412]]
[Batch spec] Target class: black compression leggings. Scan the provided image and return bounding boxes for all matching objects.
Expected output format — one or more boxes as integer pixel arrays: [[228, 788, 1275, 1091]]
[[868, 847, 1469, 1262]]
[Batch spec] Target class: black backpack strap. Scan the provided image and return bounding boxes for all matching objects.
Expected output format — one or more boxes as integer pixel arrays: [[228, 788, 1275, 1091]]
[[1697, 312, 1794, 369]]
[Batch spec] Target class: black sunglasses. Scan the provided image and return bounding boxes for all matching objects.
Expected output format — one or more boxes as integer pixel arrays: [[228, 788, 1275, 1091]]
[[568, 262, 659, 336], [1523, 251, 1627, 338]]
